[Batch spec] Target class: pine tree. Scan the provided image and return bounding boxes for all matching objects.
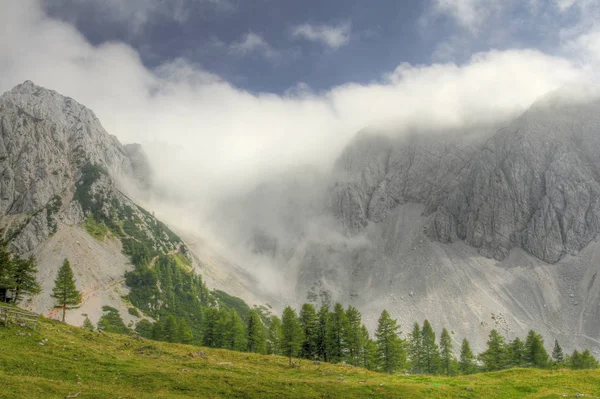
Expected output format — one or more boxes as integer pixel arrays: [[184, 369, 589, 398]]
[[202, 308, 220, 347], [344, 305, 363, 366], [524, 330, 549, 368], [226, 310, 247, 351], [439, 328, 454, 375], [247, 309, 266, 354], [163, 314, 179, 343], [408, 322, 423, 374], [316, 305, 330, 362], [299, 303, 318, 359], [579, 350, 600, 369], [421, 320, 440, 374], [479, 329, 507, 371], [359, 324, 377, 370], [178, 318, 194, 344], [552, 339, 564, 365], [97, 306, 130, 334], [51, 259, 81, 322], [281, 306, 303, 366], [459, 338, 476, 375], [267, 316, 282, 355], [374, 310, 406, 374], [82, 316, 95, 332], [327, 303, 348, 363], [11, 256, 41, 303], [508, 337, 526, 367]]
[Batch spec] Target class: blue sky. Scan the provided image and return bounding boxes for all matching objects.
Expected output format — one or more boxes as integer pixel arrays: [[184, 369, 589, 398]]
[[41, 0, 594, 93]]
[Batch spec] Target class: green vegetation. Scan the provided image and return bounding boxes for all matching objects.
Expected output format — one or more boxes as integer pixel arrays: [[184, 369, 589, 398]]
[[97, 306, 130, 335], [50, 258, 82, 322], [83, 215, 108, 240], [1, 317, 599, 398], [0, 239, 41, 303]]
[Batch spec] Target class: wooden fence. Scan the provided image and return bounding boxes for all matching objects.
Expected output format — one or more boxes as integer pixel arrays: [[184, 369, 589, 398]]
[[0, 304, 39, 330]]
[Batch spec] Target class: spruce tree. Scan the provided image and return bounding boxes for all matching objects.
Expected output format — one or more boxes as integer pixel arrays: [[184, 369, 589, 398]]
[[408, 322, 423, 374], [344, 306, 363, 365], [0, 240, 14, 302], [281, 306, 303, 366], [97, 306, 130, 335], [552, 339, 564, 365], [163, 314, 179, 342], [479, 329, 507, 371], [316, 305, 330, 362], [227, 310, 247, 351], [579, 350, 600, 369], [82, 316, 95, 332], [267, 316, 283, 355], [327, 303, 348, 363], [247, 309, 267, 354], [359, 324, 377, 370], [439, 328, 454, 375], [421, 320, 441, 374], [459, 338, 476, 375], [178, 318, 194, 344], [524, 330, 549, 368], [11, 256, 41, 303], [508, 337, 526, 367], [374, 310, 406, 374], [299, 303, 318, 359], [51, 259, 81, 322]]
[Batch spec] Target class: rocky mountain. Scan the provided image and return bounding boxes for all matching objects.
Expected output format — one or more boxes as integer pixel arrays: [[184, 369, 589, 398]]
[[202, 89, 600, 354], [0, 81, 187, 325]]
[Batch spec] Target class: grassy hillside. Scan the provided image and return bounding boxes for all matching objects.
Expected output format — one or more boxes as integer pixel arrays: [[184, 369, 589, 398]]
[[0, 318, 599, 399]]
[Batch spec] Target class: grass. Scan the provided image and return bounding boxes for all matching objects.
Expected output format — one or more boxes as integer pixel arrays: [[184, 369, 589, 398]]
[[0, 318, 599, 399], [83, 215, 108, 240]]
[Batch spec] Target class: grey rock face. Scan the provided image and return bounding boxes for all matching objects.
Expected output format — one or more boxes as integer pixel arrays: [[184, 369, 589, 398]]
[[0, 81, 143, 254]]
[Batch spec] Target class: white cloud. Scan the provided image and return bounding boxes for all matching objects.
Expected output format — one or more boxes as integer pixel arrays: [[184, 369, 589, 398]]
[[556, 0, 578, 11], [0, 0, 595, 202], [229, 32, 279, 60], [291, 22, 351, 49], [429, 0, 499, 32]]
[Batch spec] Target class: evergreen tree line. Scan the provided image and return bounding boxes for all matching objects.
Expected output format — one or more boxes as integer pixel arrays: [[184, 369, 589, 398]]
[[0, 240, 41, 303]]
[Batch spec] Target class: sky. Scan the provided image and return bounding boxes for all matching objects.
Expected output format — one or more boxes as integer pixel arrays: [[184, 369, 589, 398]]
[[1, 0, 600, 197]]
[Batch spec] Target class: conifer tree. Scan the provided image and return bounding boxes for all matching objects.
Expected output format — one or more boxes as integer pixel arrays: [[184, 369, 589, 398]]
[[163, 314, 179, 342], [82, 316, 95, 332], [247, 309, 267, 354], [508, 337, 526, 367], [374, 310, 406, 374], [267, 316, 283, 355], [178, 318, 194, 344], [281, 306, 303, 365], [226, 310, 247, 351], [202, 308, 220, 347], [459, 338, 476, 375], [299, 303, 318, 359], [439, 328, 454, 375], [408, 322, 423, 374], [578, 350, 600, 369], [359, 324, 377, 370], [524, 330, 549, 368], [51, 259, 81, 322], [345, 306, 363, 365], [421, 320, 440, 374], [0, 240, 14, 302], [479, 329, 507, 371], [327, 303, 348, 363], [11, 256, 41, 303], [552, 339, 564, 365], [316, 305, 330, 362]]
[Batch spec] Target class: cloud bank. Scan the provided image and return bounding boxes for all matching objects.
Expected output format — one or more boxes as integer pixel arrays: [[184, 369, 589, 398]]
[[0, 0, 598, 205], [291, 22, 352, 49]]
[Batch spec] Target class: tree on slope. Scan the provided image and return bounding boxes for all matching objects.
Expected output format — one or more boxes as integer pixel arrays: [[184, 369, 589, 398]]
[[508, 337, 526, 368], [375, 310, 406, 374], [524, 330, 550, 368], [11, 256, 41, 303], [479, 329, 507, 371], [299, 303, 318, 359], [408, 322, 423, 374], [327, 303, 348, 363], [267, 316, 283, 355], [316, 305, 330, 362], [51, 259, 81, 322], [459, 338, 477, 375], [247, 309, 267, 354], [552, 339, 564, 366], [281, 306, 304, 366], [344, 305, 363, 365], [421, 320, 440, 374], [439, 328, 455, 375]]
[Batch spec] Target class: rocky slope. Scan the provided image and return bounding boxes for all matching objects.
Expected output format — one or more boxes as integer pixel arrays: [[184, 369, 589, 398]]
[[202, 90, 600, 354], [0, 81, 184, 324]]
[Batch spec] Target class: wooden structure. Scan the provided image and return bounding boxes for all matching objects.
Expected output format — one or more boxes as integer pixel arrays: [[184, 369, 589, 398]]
[[0, 304, 39, 330]]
